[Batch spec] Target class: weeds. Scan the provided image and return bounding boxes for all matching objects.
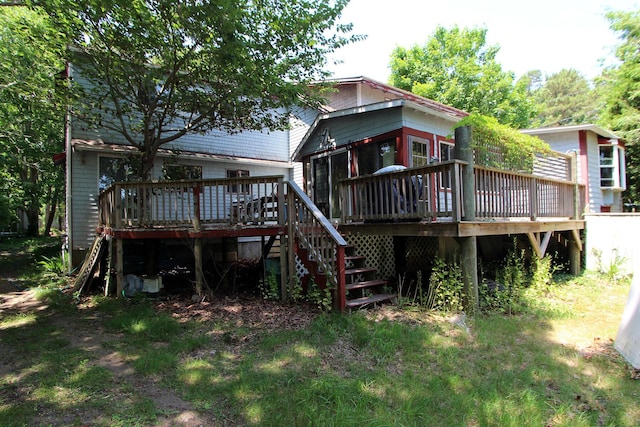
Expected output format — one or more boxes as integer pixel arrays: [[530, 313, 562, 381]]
[[592, 248, 629, 284]]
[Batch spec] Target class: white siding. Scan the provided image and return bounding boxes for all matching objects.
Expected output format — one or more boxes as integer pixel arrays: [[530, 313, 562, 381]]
[[402, 108, 458, 137], [289, 107, 317, 186], [70, 151, 100, 251]]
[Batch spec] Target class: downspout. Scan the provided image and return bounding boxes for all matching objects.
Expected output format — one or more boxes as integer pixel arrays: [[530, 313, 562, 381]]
[[64, 62, 73, 270]]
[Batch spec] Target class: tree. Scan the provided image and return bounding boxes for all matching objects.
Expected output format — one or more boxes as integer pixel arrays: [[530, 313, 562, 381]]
[[0, 6, 66, 236], [41, 0, 360, 180], [388, 25, 537, 128], [532, 69, 601, 127], [601, 10, 640, 204]]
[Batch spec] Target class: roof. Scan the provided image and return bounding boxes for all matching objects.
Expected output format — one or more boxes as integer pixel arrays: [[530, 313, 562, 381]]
[[71, 139, 292, 168], [522, 124, 620, 140], [319, 76, 468, 119], [292, 98, 463, 161]]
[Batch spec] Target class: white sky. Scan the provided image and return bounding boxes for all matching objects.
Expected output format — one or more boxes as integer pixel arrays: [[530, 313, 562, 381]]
[[326, 0, 640, 82]]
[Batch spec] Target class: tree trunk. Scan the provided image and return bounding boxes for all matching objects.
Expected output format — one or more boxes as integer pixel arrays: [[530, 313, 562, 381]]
[[44, 185, 60, 236], [25, 166, 40, 237]]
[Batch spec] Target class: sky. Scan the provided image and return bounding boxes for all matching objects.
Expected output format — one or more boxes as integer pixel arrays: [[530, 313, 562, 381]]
[[326, 0, 640, 83]]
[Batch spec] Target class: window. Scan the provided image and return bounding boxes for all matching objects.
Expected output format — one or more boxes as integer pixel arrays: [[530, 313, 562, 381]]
[[357, 139, 396, 175], [439, 140, 454, 162], [162, 163, 202, 181], [226, 169, 250, 193], [410, 136, 430, 167], [599, 143, 626, 190], [99, 156, 136, 192]]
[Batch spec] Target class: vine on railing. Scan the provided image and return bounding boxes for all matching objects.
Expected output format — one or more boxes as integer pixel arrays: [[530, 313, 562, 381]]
[[454, 114, 554, 174]]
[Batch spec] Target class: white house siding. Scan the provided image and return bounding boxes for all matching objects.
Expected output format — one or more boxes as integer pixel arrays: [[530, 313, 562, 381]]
[[526, 129, 612, 213], [70, 149, 101, 256], [359, 83, 395, 105], [402, 109, 458, 139], [326, 85, 358, 110], [289, 107, 318, 187]]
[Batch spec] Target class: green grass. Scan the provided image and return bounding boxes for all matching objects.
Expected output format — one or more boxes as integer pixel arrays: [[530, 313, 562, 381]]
[[0, 238, 638, 426]]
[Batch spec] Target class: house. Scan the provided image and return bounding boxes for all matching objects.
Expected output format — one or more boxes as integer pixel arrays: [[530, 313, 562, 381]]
[[66, 75, 588, 311], [522, 124, 626, 213]]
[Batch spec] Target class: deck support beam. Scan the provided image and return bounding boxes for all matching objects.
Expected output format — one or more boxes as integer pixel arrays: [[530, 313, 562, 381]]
[[527, 231, 552, 259], [194, 238, 203, 295], [454, 125, 478, 313], [116, 238, 124, 298], [569, 229, 583, 275]]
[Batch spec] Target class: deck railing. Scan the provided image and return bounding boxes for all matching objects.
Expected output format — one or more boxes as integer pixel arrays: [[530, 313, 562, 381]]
[[341, 161, 465, 223], [98, 176, 285, 229], [474, 166, 584, 220], [340, 161, 585, 223], [287, 181, 347, 310]]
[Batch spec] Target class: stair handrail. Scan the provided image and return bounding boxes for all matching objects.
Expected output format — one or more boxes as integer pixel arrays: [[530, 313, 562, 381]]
[[286, 181, 348, 310]]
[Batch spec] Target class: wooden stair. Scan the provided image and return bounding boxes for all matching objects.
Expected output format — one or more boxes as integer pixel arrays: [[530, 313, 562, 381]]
[[344, 245, 396, 309]]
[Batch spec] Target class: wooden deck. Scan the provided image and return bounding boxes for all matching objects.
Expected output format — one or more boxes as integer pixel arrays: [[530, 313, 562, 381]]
[[93, 153, 586, 311]]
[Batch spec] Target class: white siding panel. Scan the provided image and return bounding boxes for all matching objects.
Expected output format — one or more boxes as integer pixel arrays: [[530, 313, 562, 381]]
[[402, 109, 458, 137], [71, 151, 100, 251]]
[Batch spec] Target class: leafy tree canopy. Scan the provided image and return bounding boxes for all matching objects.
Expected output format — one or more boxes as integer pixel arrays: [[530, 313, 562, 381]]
[[531, 68, 601, 127], [389, 25, 537, 129], [601, 10, 640, 203], [39, 0, 360, 179], [0, 6, 66, 235]]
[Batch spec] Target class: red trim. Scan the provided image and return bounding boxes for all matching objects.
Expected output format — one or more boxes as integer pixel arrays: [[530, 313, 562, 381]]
[[578, 130, 590, 209], [336, 245, 346, 312], [103, 226, 284, 240]]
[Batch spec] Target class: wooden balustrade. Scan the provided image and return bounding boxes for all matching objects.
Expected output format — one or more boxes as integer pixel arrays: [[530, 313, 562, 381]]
[[98, 176, 284, 229], [341, 161, 465, 223], [473, 166, 584, 220], [340, 161, 585, 223], [287, 181, 347, 310]]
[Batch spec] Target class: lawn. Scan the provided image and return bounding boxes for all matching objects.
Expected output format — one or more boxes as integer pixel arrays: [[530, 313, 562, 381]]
[[0, 237, 638, 426]]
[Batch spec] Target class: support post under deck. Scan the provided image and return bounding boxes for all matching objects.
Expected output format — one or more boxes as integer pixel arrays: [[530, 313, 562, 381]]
[[454, 125, 479, 314]]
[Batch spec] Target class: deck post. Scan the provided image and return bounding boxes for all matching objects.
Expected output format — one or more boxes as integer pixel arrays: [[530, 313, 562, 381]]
[[454, 125, 479, 313], [287, 188, 296, 298], [194, 238, 203, 295], [116, 238, 124, 298]]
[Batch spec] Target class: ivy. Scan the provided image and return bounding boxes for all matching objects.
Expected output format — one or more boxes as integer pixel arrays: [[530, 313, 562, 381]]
[[454, 113, 553, 173]]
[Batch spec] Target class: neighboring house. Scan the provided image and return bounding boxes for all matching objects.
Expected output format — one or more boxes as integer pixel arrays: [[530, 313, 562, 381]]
[[522, 124, 626, 213]]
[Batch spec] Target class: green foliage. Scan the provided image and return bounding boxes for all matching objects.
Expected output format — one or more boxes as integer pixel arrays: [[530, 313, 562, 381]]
[[427, 257, 464, 312], [601, 10, 640, 204], [531, 69, 601, 127], [40, 0, 361, 179], [455, 113, 554, 173], [306, 276, 333, 312], [389, 25, 537, 128], [0, 6, 66, 236], [480, 241, 527, 314], [259, 262, 280, 301], [37, 253, 67, 280], [591, 248, 629, 284]]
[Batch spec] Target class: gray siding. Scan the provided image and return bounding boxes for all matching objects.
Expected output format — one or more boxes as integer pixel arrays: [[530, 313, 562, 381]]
[[298, 107, 404, 159]]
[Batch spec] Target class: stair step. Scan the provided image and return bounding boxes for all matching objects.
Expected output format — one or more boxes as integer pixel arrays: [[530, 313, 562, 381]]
[[345, 255, 366, 262], [346, 293, 397, 309], [346, 279, 388, 291], [345, 267, 376, 276]]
